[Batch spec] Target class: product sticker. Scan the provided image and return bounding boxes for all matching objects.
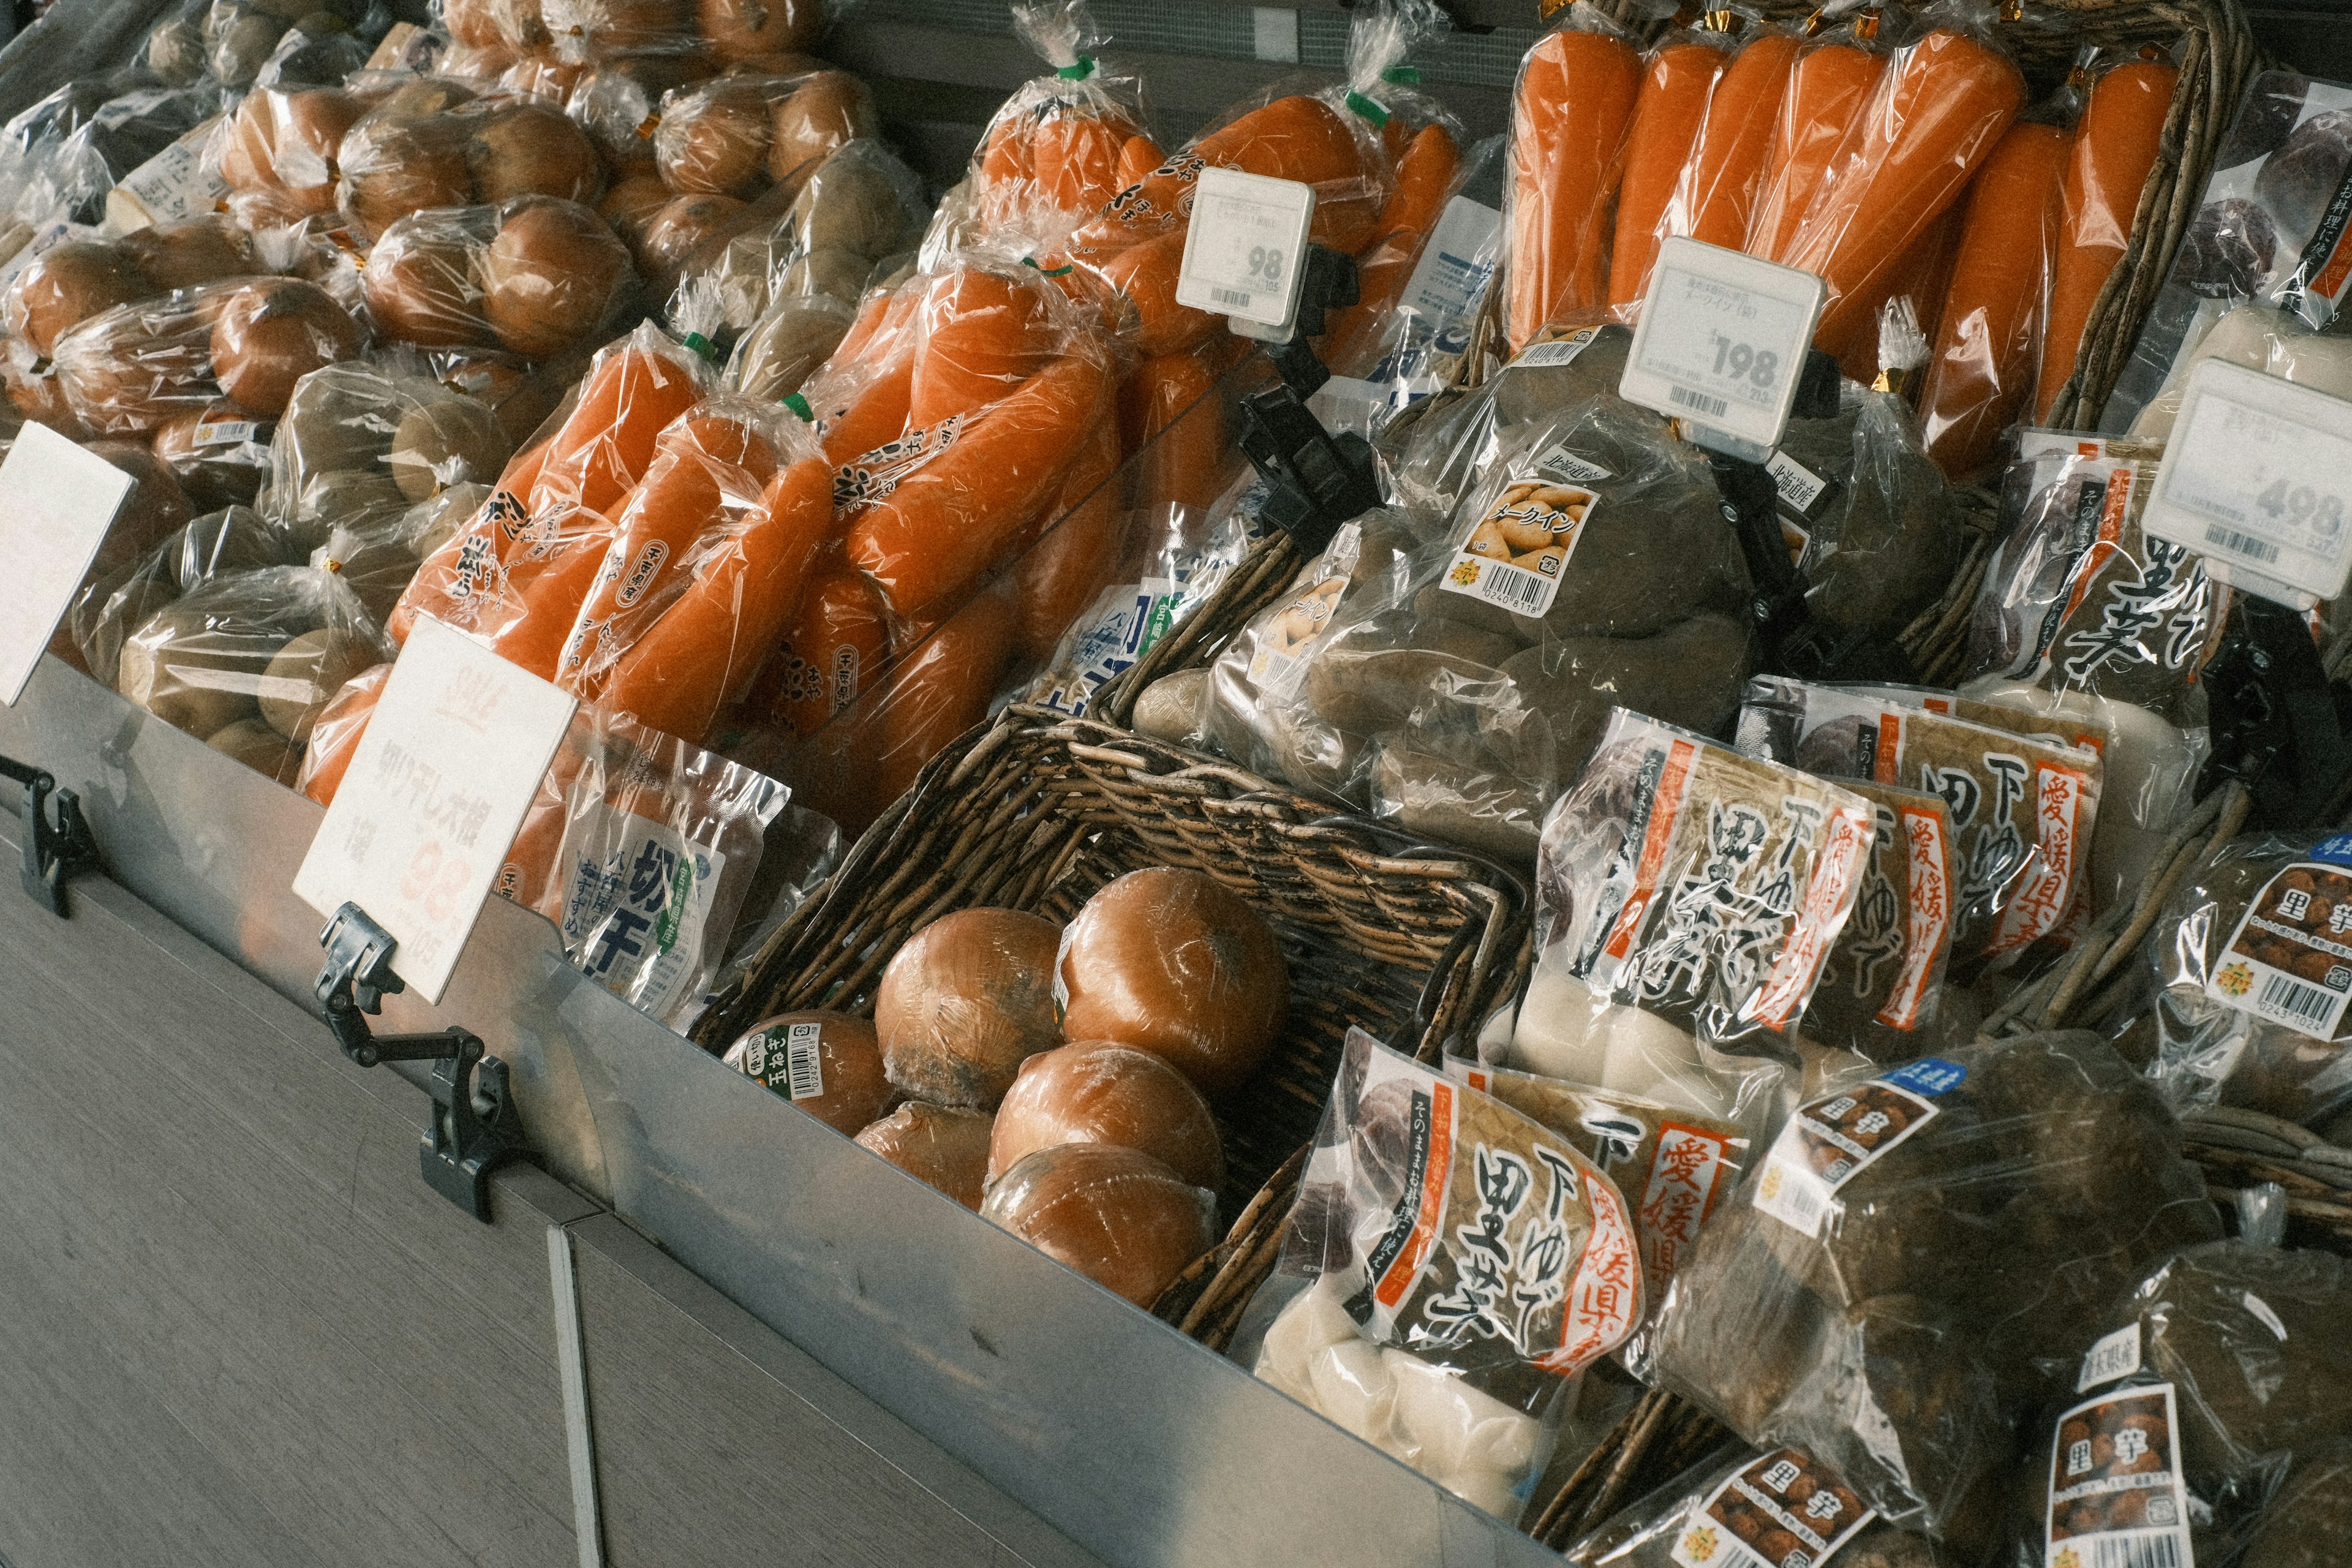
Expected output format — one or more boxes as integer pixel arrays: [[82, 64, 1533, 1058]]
[[1033, 576, 1178, 715], [1398, 196, 1501, 328], [1670, 1447, 1877, 1568], [1621, 238, 1825, 449], [1175, 166, 1314, 331], [105, 119, 229, 232], [1510, 326, 1600, 370], [2078, 1324, 2143, 1392], [737, 1019, 824, 1101], [2205, 861, 2352, 1042], [2045, 1385, 2192, 1568], [545, 799, 724, 1020], [1766, 448, 1838, 522], [1753, 1063, 1961, 1238], [1882, 801, 1954, 1028], [192, 415, 264, 448], [1534, 442, 1615, 486], [1248, 545, 1356, 690], [1439, 480, 1597, 619]]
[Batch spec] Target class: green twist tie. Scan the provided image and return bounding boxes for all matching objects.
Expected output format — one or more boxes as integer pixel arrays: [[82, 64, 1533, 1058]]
[[682, 331, 715, 361], [1344, 89, 1389, 127], [1055, 55, 1095, 79], [782, 393, 814, 421], [1381, 65, 1419, 83], [1020, 255, 1075, 276]]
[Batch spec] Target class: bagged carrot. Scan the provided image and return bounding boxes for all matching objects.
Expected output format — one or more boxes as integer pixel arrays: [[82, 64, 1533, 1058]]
[[1503, 4, 1643, 350], [1319, 115, 1469, 374], [962, 0, 1150, 246], [1745, 18, 1890, 262], [1671, 23, 1802, 252], [2034, 52, 2179, 421], [1605, 26, 1732, 307], [752, 568, 891, 737], [873, 583, 1020, 805], [1009, 405, 1127, 663], [1121, 341, 1233, 518], [1918, 113, 2071, 478], [1771, 7, 2026, 353]]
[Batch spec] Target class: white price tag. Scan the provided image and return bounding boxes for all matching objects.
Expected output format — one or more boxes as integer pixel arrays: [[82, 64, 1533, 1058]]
[[1175, 167, 1315, 333], [2143, 359, 2352, 608], [0, 423, 133, 706], [292, 617, 577, 1004], [1619, 238, 1825, 450]]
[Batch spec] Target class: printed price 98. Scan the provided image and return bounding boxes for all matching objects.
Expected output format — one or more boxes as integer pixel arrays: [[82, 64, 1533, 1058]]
[[2257, 478, 2346, 537], [1711, 335, 1779, 391], [1247, 245, 1284, 284], [400, 839, 472, 925]]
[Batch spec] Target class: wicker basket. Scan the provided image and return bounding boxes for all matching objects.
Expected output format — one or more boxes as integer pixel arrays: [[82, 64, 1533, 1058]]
[[692, 704, 1531, 1335]]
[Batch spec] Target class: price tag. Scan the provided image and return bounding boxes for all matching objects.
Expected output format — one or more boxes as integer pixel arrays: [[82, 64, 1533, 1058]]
[[2143, 359, 2352, 608], [1175, 167, 1315, 335], [0, 423, 133, 706], [1619, 238, 1825, 450], [292, 616, 576, 1004]]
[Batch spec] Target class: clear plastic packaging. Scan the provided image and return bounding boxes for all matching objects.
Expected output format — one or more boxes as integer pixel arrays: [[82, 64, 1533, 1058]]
[[1744, 13, 1892, 262], [4, 217, 256, 358], [362, 197, 638, 361], [962, 0, 1150, 247], [53, 274, 364, 437], [1235, 1028, 1644, 1522], [334, 85, 606, 244], [1502, 4, 1642, 352], [2147, 832, 2352, 1128], [263, 360, 516, 552], [68, 503, 290, 688], [980, 1142, 1217, 1309], [1564, 1441, 1951, 1567], [1649, 1031, 2222, 1556], [2123, 300, 2352, 443], [1603, 25, 1733, 311], [213, 85, 371, 221], [1667, 23, 1802, 255], [1737, 676, 2103, 965], [652, 67, 872, 203]]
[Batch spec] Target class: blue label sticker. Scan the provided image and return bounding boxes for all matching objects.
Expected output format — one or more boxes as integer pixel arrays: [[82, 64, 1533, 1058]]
[[1882, 1057, 1966, 1097], [2311, 834, 2352, 870]]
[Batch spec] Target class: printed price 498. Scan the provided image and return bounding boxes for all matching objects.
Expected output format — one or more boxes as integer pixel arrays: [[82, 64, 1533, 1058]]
[[2255, 477, 2346, 537]]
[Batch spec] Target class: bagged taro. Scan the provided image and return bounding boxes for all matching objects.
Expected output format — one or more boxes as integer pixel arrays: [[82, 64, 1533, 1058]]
[[1533, 709, 1877, 1053], [2020, 1241, 2352, 1568], [2147, 831, 2352, 1128], [1565, 1441, 1956, 1568], [1648, 1030, 2221, 1556], [1737, 676, 2103, 970], [1235, 1028, 1643, 1523], [68, 503, 290, 687], [263, 360, 518, 552], [2237, 1441, 2352, 1568]]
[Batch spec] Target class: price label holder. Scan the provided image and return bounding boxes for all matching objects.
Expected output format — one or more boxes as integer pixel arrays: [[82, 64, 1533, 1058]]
[[1619, 238, 1826, 455], [1177, 167, 1316, 341], [2143, 359, 2352, 609]]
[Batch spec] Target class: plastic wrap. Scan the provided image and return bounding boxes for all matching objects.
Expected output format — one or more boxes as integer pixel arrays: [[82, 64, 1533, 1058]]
[[1779, 379, 1966, 644], [1738, 676, 2103, 965], [53, 275, 363, 437], [723, 1011, 890, 1134], [114, 561, 396, 782], [1668, 24, 1801, 254], [1745, 18, 1891, 262], [1768, 9, 2026, 355], [1604, 28, 1732, 311], [2124, 300, 2352, 442], [4, 219, 254, 357], [2239, 1441, 2352, 1568], [68, 503, 290, 688], [653, 69, 872, 202], [213, 85, 370, 220], [1564, 1442, 1953, 1567], [2106, 69, 2352, 432], [2024, 1240, 2352, 1568], [2147, 832, 2352, 1128], [1236, 1028, 1643, 1521], [363, 197, 638, 361], [13, 85, 233, 229], [335, 85, 606, 244], [1318, 132, 1492, 394], [315, 483, 489, 624], [726, 290, 853, 401], [961, 0, 1150, 247], [1649, 1031, 2222, 1555], [1502, 4, 1642, 352], [153, 396, 277, 511], [979, 1142, 1216, 1308], [263, 360, 517, 552]]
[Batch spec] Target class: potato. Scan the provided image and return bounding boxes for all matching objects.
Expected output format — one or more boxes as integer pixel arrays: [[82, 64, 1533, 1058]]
[[119, 218, 256, 293], [6, 241, 147, 357], [791, 153, 911, 257], [695, 0, 817, 58], [1305, 639, 1513, 737], [467, 102, 605, 206], [1131, 669, 1207, 747], [657, 80, 773, 197], [258, 627, 375, 742], [118, 607, 279, 737], [1498, 611, 1753, 777], [388, 396, 511, 501], [209, 279, 363, 418], [728, 293, 850, 401], [766, 71, 872, 184], [780, 244, 869, 303], [482, 200, 634, 359], [1370, 742, 1545, 865], [206, 717, 304, 782]]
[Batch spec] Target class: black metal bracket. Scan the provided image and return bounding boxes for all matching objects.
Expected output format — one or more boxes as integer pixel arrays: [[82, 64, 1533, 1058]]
[[314, 902, 538, 1223], [1235, 245, 1382, 558], [2200, 595, 2352, 829], [1706, 349, 1915, 685], [0, 755, 98, 918]]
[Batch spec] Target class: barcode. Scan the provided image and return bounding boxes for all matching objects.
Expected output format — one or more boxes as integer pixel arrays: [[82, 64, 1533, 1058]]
[[1212, 286, 1253, 307], [1754, 1158, 1828, 1237], [785, 1024, 824, 1101], [2204, 523, 2282, 564], [1668, 385, 1729, 417], [2260, 971, 2335, 1025], [2079, 1533, 2184, 1568], [1483, 563, 1548, 612]]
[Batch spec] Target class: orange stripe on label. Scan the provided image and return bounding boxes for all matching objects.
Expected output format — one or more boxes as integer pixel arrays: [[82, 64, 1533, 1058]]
[[1602, 741, 1698, 965], [1374, 1080, 1453, 1310], [1875, 713, 1901, 784]]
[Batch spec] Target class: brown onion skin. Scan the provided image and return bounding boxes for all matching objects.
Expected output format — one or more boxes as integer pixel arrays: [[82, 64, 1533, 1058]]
[[854, 1101, 993, 1210], [875, 907, 1063, 1109], [723, 1010, 892, 1134], [987, 1040, 1224, 1191], [979, 1144, 1216, 1307]]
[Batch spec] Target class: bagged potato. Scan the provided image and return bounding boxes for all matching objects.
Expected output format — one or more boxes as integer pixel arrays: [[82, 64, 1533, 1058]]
[[53, 274, 363, 436], [1235, 1027, 1643, 1523], [68, 503, 288, 687], [2147, 831, 2352, 1127]]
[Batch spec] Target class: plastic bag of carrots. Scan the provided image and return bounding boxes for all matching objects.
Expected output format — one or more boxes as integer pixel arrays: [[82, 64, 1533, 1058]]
[[959, 0, 1154, 248]]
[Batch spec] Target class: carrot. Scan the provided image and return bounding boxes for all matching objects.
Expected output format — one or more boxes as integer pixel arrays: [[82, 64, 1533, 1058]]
[[845, 350, 1110, 619], [531, 342, 705, 519], [557, 411, 780, 690], [1776, 28, 2025, 352], [1123, 344, 1226, 518], [1032, 111, 1136, 218], [1607, 41, 1728, 307], [907, 267, 1058, 427], [1115, 134, 1163, 189], [595, 454, 835, 742], [830, 281, 918, 369], [1322, 121, 1460, 370], [1824, 200, 1963, 384], [389, 441, 552, 643], [979, 116, 1031, 189], [875, 587, 1017, 804], [295, 662, 391, 808], [760, 568, 889, 736], [820, 352, 916, 470], [1677, 32, 1801, 251], [1504, 27, 1644, 352], [1747, 41, 1885, 261], [2035, 59, 2177, 421], [1011, 404, 1124, 662], [1920, 120, 2069, 477], [1094, 229, 1216, 358], [484, 503, 623, 681]]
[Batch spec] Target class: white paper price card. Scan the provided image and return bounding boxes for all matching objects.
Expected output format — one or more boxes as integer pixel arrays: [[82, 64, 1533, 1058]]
[[2143, 359, 2352, 608], [1620, 238, 1826, 450], [292, 616, 576, 1004], [1176, 167, 1315, 333], [0, 422, 133, 706]]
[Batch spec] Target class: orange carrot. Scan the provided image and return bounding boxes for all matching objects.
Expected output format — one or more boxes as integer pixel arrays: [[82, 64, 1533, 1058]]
[[761, 568, 889, 736], [295, 662, 391, 807], [1114, 134, 1164, 189], [1504, 27, 1645, 352], [830, 281, 918, 369], [1322, 122, 1460, 370], [1123, 344, 1226, 517], [979, 117, 1031, 188], [2035, 60, 2177, 421], [1776, 28, 2024, 352], [1608, 41, 1728, 307], [1824, 200, 1964, 384], [1011, 407, 1125, 663], [1920, 120, 2069, 477], [875, 587, 1016, 804], [820, 353, 916, 470], [1747, 42, 1885, 260], [1095, 229, 1218, 358], [1032, 111, 1137, 218], [531, 342, 705, 519], [484, 503, 623, 681], [907, 267, 1058, 427], [845, 351, 1110, 619], [1677, 32, 1801, 250], [595, 454, 835, 742]]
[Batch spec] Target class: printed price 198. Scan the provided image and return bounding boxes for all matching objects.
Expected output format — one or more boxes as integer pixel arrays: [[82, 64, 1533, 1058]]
[[1709, 334, 1780, 391]]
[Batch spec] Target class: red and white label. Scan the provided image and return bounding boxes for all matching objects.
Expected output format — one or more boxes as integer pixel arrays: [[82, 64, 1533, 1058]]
[[1879, 805, 1953, 1028]]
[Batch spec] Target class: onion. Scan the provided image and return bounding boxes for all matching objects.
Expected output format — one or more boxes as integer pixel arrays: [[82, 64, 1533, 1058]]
[[875, 907, 1062, 1109]]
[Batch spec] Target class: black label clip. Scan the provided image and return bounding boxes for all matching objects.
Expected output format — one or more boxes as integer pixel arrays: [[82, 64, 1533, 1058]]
[[0, 755, 98, 918]]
